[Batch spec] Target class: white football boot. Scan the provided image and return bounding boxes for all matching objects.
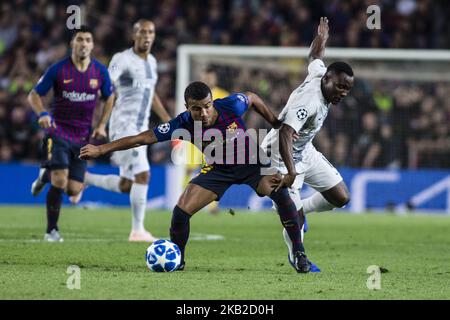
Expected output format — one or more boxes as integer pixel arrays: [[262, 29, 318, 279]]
[[44, 229, 64, 242], [31, 168, 47, 196], [128, 230, 158, 243]]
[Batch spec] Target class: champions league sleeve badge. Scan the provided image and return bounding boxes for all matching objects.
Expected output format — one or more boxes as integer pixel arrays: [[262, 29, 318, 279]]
[[296, 108, 308, 120], [158, 123, 171, 134]]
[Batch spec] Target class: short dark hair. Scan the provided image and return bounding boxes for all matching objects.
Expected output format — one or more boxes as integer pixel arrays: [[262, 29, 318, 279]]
[[184, 81, 212, 102], [326, 61, 354, 77], [133, 19, 154, 33], [70, 25, 94, 41]]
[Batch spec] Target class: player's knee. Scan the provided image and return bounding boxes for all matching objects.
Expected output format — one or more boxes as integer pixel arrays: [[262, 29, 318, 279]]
[[66, 188, 80, 197], [134, 171, 150, 184], [336, 192, 351, 208], [51, 175, 68, 189], [119, 184, 132, 193], [176, 191, 199, 215], [328, 182, 351, 208], [176, 197, 192, 214], [119, 179, 132, 193]]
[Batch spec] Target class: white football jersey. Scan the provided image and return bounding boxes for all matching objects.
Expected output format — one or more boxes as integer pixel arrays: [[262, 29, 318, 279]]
[[108, 48, 158, 137], [261, 59, 331, 172]]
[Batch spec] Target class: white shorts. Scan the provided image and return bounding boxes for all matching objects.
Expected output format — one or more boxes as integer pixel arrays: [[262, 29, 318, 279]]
[[109, 130, 150, 181], [272, 150, 343, 211]]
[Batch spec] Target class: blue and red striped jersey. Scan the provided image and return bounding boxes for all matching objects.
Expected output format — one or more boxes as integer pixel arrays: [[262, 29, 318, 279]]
[[154, 93, 259, 165], [34, 57, 113, 144]]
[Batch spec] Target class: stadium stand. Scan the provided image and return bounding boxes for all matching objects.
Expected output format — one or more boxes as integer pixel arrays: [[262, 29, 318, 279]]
[[0, 0, 449, 168]]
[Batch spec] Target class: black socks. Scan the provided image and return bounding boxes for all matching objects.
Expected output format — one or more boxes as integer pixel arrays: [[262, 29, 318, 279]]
[[170, 205, 192, 262], [270, 188, 305, 253], [46, 185, 63, 233]]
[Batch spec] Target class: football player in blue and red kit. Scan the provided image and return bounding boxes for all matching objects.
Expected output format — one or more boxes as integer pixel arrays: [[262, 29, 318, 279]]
[[28, 26, 115, 242]]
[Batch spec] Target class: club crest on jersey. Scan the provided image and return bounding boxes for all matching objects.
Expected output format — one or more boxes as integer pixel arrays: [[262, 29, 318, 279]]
[[158, 123, 170, 134], [297, 108, 308, 120], [89, 79, 98, 89], [226, 122, 238, 133]]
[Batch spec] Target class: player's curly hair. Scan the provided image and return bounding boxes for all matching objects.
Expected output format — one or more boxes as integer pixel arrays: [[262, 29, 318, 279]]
[[184, 81, 212, 102]]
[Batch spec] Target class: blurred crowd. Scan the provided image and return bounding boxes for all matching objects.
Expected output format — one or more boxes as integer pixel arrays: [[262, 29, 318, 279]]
[[210, 61, 450, 169], [0, 0, 449, 168]]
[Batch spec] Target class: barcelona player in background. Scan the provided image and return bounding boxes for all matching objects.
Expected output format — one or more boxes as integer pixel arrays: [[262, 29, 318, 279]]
[[27, 26, 115, 242]]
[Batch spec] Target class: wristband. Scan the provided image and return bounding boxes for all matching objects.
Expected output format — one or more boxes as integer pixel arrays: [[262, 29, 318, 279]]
[[39, 111, 50, 118]]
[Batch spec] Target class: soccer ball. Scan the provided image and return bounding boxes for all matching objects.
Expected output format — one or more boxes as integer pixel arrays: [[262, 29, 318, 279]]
[[145, 239, 181, 272]]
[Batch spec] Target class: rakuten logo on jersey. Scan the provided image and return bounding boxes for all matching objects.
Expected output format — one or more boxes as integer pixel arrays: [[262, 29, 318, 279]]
[[62, 90, 96, 102]]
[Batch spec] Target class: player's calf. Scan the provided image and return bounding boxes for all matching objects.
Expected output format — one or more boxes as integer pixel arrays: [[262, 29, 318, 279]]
[[303, 182, 350, 214], [45, 185, 63, 238], [169, 205, 193, 266], [270, 188, 305, 254], [323, 181, 350, 208], [84, 172, 123, 193]]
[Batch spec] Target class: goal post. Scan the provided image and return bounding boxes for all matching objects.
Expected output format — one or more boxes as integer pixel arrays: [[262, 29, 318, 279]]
[[170, 45, 450, 210]]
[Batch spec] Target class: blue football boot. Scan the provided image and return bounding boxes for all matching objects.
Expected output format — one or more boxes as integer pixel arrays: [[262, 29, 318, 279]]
[[282, 229, 321, 273], [303, 214, 309, 233]]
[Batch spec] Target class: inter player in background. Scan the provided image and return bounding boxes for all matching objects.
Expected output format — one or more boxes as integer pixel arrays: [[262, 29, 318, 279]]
[[261, 18, 353, 266], [80, 82, 315, 273], [28, 26, 114, 242], [80, 20, 171, 242]]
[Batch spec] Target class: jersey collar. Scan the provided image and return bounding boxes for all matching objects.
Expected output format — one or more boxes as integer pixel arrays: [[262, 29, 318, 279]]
[[130, 47, 149, 61]]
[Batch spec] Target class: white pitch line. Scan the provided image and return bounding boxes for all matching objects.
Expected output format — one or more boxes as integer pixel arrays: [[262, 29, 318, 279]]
[[0, 233, 225, 243], [190, 233, 225, 241], [0, 238, 121, 243]]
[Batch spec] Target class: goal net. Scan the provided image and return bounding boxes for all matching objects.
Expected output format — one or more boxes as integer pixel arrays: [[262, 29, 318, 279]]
[[169, 45, 450, 211]]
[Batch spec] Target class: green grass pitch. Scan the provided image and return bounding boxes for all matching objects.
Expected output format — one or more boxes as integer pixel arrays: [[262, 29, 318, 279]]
[[0, 206, 449, 299]]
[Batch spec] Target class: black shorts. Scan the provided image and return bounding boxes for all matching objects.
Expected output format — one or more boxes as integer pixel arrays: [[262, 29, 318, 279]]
[[41, 135, 87, 183], [189, 164, 267, 200]]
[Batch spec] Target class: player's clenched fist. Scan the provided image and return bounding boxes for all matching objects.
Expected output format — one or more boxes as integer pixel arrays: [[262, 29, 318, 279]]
[[38, 115, 56, 129], [79, 144, 102, 160], [91, 124, 108, 140]]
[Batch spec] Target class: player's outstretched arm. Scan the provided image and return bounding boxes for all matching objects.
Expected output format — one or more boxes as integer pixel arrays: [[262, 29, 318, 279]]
[[79, 130, 157, 160], [245, 91, 281, 129], [308, 17, 329, 62]]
